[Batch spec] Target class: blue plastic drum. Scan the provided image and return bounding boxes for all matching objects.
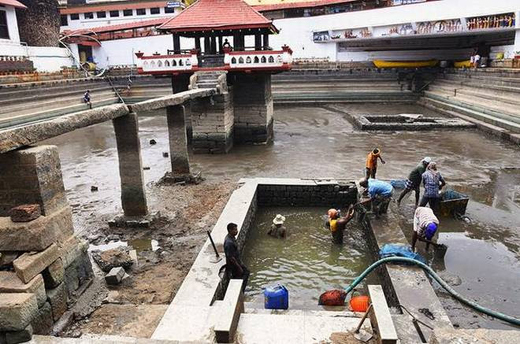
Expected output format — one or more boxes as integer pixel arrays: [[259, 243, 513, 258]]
[[264, 285, 289, 310]]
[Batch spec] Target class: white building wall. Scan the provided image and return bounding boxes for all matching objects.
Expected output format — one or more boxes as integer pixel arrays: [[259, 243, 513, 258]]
[[1, 5, 21, 44], [270, 0, 520, 62], [0, 42, 73, 72], [61, 7, 181, 31]]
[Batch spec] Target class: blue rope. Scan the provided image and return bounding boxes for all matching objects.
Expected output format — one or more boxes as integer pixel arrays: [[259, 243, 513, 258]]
[[344, 257, 520, 326]]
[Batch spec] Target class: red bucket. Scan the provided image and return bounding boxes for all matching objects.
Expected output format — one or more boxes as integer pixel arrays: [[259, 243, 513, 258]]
[[350, 295, 370, 312]]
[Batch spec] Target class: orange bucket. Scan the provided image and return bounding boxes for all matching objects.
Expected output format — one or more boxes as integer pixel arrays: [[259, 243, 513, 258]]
[[349, 295, 370, 312]]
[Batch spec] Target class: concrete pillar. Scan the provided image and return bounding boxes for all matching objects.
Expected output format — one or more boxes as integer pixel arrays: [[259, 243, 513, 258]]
[[113, 112, 148, 216], [191, 89, 234, 154], [233, 74, 273, 144], [166, 105, 190, 175], [0, 145, 68, 216]]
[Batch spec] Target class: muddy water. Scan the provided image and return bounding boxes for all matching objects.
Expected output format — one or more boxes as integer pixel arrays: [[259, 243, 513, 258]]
[[42, 103, 520, 329], [242, 207, 372, 308]]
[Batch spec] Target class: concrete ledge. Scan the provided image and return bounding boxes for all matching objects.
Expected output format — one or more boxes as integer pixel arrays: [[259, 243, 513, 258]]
[[128, 89, 216, 113], [214, 279, 244, 343]]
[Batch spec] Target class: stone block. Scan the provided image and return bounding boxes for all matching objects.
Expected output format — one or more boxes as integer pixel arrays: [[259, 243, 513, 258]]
[[63, 250, 93, 298], [0, 206, 73, 252], [13, 244, 60, 284], [42, 259, 64, 289], [5, 325, 32, 344], [0, 273, 46, 308], [9, 205, 41, 223], [57, 235, 86, 269], [91, 247, 133, 272], [0, 253, 18, 267], [105, 267, 125, 285], [46, 283, 67, 321], [0, 293, 38, 331], [30, 302, 52, 335]]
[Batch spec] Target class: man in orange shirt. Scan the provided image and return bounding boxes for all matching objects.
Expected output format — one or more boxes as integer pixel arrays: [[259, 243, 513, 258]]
[[365, 148, 385, 179]]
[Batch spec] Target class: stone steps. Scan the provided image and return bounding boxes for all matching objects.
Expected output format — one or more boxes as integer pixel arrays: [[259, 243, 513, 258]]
[[431, 79, 520, 99], [428, 84, 520, 107], [424, 90, 520, 119], [0, 80, 109, 101], [0, 89, 116, 115], [0, 96, 119, 129], [419, 96, 520, 134], [274, 90, 417, 103], [443, 73, 520, 87]]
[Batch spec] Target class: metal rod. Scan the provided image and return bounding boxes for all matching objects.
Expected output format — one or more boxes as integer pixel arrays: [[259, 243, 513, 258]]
[[412, 318, 427, 343], [355, 303, 373, 334], [207, 230, 220, 258]]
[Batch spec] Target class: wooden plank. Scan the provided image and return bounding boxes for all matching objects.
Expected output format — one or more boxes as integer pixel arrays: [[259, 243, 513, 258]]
[[368, 285, 398, 344]]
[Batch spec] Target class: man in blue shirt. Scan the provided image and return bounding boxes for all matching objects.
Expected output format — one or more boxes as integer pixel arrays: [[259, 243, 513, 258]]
[[420, 162, 446, 214], [359, 178, 393, 217]]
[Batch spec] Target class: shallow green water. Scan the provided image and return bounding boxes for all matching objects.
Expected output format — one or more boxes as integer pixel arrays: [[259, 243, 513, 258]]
[[242, 207, 373, 307]]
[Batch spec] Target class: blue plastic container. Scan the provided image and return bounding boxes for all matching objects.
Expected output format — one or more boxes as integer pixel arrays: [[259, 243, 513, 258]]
[[264, 285, 289, 310]]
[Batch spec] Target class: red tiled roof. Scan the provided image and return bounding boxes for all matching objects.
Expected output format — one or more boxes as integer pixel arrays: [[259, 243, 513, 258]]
[[160, 0, 276, 33], [60, 1, 168, 15], [0, 0, 27, 9], [63, 17, 168, 36], [253, 0, 356, 12]]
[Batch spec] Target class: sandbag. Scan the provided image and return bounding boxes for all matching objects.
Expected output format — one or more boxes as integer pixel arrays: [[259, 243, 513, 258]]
[[319, 289, 347, 306]]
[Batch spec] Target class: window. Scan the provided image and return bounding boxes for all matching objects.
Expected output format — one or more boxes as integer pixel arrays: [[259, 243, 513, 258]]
[[150, 7, 160, 15], [0, 11, 9, 39], [165, 6, 175, 14], [60, 15, 68, 26], [84, 12, 94, 19], [97, 11, 106, 18], [136, 8, 146, 15], [109, 10, 120, 17], [70, 13, 80, 20], [123, 9, 133, 16]]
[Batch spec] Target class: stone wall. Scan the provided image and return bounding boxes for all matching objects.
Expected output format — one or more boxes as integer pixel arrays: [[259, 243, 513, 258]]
[[191, 90, 234, 154], [0, 146, 93, 343], [233, 74, 274, 144], [16, 0, 60, 47], [256, 181, 357, 208]]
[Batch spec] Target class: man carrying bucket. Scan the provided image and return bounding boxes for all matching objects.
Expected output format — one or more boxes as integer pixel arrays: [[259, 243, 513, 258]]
[[411, 206, 439, 252]]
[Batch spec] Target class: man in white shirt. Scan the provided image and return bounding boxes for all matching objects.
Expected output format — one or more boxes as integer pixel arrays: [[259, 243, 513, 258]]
[[411, 206, 439, 252]]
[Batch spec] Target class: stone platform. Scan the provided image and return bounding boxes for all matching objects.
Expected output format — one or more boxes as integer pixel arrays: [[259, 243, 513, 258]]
[[350, 114, 474, 131]]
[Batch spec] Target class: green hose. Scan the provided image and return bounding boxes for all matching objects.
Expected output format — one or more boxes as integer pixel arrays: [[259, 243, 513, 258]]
[[345, 257, 520, 326]]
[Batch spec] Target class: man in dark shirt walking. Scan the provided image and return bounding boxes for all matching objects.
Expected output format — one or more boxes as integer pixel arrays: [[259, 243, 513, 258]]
[[397, 157, 431, 208], [224, 222, 249, 291]]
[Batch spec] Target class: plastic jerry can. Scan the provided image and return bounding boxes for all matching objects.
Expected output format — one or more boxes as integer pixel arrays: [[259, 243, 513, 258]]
[[264, 285, 289, 310]]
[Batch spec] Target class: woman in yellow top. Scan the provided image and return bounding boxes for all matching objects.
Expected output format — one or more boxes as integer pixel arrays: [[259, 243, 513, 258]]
[[365, 148, 386, 179]]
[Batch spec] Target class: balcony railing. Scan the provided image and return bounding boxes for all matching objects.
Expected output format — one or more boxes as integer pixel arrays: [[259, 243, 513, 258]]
[[135, 46, 293, 74]]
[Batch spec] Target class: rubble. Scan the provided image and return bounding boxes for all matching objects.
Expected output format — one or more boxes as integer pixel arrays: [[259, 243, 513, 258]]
[[105, 267, 125, 286], [91, 247, 134, 273]]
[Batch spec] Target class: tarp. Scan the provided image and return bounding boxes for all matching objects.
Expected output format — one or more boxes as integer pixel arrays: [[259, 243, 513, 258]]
[[379, 244, 426, 264]]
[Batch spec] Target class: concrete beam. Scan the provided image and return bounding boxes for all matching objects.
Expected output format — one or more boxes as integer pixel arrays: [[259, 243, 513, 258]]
[[166, 105, 190, 175], [128, 89, 216, 114], [113, 112, 148, 217], [0, 104, 129, 154], [368, 285, 398, 344]]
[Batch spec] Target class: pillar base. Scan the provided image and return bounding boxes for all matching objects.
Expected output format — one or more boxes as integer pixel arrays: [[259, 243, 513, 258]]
[[192, 132, 234, 154], [234, 117, 274, 145]]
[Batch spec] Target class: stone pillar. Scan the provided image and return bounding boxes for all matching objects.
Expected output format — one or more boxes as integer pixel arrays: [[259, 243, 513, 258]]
[[0, 145, 68, 216], [171, 75, 192, 140], [166, 105, 190, 175], [233, 74, 274, 144], [191, 90, 234, 154], [113, 112, 148, 216]]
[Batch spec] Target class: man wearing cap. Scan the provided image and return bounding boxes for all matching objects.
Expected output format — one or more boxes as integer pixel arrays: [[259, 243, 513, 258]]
[[397, 157, 431, 208], [359, 178, 393, 217], [268, 214, 288, 238], [326, 205, 355, 244], [411, 206, 439, 252], [365, 148, 386, 179]]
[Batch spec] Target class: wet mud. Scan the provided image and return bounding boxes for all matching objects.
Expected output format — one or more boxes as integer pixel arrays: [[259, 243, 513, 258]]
[[42, 103, 520, 334]]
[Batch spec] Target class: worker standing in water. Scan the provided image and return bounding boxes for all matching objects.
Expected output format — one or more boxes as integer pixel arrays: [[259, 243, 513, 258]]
[[397, 157, 432, 208], [411, 206, 439, 252], [326, 205, 355, 244], [365, 148, 386, 179], [268, 214, 288, 238]]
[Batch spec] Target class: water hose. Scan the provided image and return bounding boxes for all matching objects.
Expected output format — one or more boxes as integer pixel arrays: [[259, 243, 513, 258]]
[[344, 257, 520, 326]]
